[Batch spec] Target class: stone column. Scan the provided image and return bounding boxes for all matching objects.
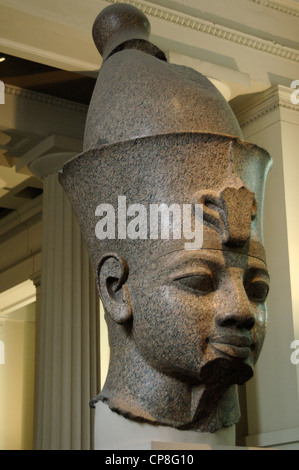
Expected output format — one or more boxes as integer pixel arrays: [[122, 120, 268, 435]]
[[30, 271, 41, 448], [30, 154, 100, 450], [232, 86, 299, 448]]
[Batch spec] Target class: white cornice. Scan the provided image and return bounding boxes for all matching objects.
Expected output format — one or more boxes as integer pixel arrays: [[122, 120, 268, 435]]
[[4, 84, 88, 114], [245, 0, 299, 18], [232, 85, 299, 128], [102, 0, 299, 63]]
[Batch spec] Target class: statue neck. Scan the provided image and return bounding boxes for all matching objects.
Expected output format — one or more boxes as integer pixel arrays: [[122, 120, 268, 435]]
[[96, 338, 241, 433]]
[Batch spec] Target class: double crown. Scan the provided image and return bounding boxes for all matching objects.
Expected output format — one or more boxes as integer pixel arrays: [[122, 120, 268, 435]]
[[59, 4, 272, 267]]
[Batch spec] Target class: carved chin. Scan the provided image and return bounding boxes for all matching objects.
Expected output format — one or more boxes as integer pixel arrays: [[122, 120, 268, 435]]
[[176, 357, 253, 432], [97, 355, 252, 433]]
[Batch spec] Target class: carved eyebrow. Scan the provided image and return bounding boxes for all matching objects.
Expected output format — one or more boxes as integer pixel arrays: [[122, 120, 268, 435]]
[[130, 250, 220, 277], [156, 251, 226, 275], [245, 255, 269, 275], [246, 266, 270, 282], [142, 249, 270, 279], [154, 260, 214, 285], [155, 250, 270, 278], [172, 257, 223, 271]]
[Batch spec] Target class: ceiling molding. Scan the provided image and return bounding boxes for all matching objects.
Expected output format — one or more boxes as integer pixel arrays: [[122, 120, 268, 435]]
[[4, 84, 88, 115], [102, 0, 299, 63], [0, 36, 99, 75], [245, 0, 299, 18], [0, 192, 42, 238]]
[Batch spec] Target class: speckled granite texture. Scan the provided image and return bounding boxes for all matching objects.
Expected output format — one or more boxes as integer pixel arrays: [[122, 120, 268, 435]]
[[59, 4, 272, 433]]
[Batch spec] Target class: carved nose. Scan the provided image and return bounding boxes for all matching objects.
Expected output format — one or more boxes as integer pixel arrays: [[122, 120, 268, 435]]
[[215, 310, 255, 330], [215, 279, 255, 331]]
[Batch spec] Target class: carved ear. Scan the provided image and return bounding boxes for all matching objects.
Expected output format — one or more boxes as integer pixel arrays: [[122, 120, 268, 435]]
[[96, 252, 133, 324]]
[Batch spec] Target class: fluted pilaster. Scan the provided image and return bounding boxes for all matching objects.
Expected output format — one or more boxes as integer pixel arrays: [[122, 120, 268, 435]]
[[34, 173, 100, 450]]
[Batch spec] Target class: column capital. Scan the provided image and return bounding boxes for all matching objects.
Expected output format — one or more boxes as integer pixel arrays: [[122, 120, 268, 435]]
[[14, 134, 82, 179], [29, 151, 77, 179]]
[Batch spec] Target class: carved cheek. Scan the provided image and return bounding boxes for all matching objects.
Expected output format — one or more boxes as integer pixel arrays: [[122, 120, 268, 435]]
[[131, 284, 215, 371]]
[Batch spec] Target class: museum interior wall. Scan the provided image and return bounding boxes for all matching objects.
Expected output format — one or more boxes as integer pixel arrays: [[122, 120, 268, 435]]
[[0, 0, 298, 450]]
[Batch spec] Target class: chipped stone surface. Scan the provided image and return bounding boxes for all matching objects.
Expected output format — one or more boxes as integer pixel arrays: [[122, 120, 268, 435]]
[[59, 4, 272, 433]]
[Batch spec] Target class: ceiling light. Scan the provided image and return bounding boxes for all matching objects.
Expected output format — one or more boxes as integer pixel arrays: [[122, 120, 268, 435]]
[[0, 57, 5, 62]]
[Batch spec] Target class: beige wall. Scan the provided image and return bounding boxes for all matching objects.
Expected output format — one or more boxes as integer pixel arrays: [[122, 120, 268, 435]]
[[0, 302, 36, 450], [280, 110, 299, 400], [0, 196, 41, 450], [281, 118, 299, 342]]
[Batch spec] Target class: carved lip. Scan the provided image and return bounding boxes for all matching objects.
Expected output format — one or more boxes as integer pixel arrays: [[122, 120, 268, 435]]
[[209, 335, 253, 359]]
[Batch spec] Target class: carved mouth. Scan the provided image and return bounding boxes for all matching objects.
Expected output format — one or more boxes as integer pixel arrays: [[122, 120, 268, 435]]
[[209, 335, 253, 359]]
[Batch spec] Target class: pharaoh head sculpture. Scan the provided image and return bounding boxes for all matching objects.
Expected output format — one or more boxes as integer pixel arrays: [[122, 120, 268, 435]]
[[59, 4, 272, 433]]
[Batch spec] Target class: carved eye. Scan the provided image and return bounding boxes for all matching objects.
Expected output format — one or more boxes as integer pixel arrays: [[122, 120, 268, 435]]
[[245, 280, 269, 303], [174, 274, 214, 295]]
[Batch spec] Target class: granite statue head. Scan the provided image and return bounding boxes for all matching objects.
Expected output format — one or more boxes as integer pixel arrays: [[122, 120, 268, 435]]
[[59, 4, 272, 432]]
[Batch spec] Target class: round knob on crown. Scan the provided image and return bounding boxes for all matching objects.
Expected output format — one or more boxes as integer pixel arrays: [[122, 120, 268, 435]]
[[92, 3, 151, 60]]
